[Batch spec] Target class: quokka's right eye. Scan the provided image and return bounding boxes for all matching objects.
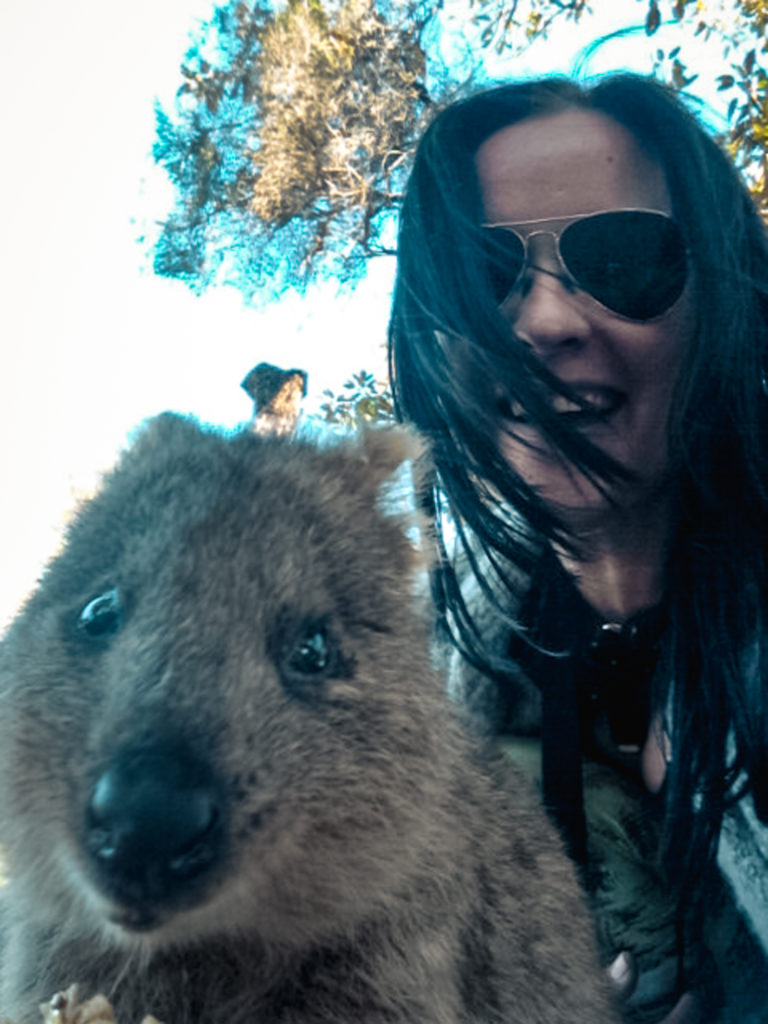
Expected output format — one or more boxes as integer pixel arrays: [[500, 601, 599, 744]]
[[78, 588, 122, 637], [287, 624, 334, 677]]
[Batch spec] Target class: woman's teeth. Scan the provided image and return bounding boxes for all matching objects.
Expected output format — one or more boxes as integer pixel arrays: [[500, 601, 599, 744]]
[[506, 390, 620, 422], [551, 394, 589, 414]]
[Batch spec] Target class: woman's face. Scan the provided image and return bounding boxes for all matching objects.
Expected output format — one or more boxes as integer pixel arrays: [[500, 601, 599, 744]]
[[475, 109, 696, 519]]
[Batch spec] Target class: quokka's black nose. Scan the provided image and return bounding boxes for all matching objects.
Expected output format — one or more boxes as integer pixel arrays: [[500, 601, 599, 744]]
[[85, 744, 223, 903]]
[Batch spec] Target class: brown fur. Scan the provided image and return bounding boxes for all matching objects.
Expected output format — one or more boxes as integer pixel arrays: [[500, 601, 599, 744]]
[[0, 415, 617, 1023]]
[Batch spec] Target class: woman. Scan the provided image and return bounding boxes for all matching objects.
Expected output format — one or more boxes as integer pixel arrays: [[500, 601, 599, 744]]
[[388, 74, 768, 1023]]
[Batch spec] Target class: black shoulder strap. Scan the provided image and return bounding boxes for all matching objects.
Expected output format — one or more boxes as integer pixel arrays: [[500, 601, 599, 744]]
[[507, 553, 593, 865]]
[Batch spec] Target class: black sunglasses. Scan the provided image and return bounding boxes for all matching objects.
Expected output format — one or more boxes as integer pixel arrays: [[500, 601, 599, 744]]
[[481, 209, 688, 322]]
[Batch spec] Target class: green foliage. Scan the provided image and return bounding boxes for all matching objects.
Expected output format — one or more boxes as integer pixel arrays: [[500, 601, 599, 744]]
[[647, 0, 768, 215], [320, 370, 394, 426], [153, 0, 436, 299], [467, 0, 591, 52]]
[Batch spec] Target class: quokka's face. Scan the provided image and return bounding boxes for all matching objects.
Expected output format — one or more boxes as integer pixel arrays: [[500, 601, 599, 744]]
[[0, 418, 438, 951]]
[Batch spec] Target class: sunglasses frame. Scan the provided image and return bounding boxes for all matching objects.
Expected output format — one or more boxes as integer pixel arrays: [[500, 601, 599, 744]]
[[481, 207, 688, 323]]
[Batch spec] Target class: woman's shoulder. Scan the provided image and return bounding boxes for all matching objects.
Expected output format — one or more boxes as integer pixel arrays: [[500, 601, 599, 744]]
[[716, 643, 768, 956], [442, 533, 543, 735], [718, 787, 768, 955]]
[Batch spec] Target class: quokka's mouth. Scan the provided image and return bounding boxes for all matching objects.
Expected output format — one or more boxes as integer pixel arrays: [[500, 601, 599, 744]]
[[110, 902, 160, 933]]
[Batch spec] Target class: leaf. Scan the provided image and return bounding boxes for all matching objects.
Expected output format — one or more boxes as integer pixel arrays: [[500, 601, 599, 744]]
[[667, 57, 698, 92], [719, 74, 736, 90], [646, 0, 661, 36]]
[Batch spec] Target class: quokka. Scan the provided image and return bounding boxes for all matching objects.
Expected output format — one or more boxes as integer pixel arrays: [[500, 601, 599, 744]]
[[0, 415, 617, 1023]]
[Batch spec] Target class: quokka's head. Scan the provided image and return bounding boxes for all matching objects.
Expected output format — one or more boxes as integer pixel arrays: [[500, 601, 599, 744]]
[[0, 415, 446, 952]]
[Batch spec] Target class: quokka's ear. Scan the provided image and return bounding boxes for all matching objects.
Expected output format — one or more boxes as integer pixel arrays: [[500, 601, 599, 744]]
[[358, 425, 428, 486], [121, 412, 206, 465], [353, 426, 435, 571]]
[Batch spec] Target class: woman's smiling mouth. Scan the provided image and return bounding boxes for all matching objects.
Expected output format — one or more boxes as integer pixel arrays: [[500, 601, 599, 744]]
[[500, 386, 626, 426]]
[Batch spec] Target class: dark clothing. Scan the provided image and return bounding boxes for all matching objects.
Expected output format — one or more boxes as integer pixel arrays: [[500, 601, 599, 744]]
[[504, 548, 665, 863], [481, 550, 768, 1022]]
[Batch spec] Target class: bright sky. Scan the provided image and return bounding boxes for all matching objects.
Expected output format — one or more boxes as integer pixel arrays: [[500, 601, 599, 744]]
[[1, 0, 731, 629]]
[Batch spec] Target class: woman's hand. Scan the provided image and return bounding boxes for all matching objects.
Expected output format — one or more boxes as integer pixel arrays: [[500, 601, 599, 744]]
[[641, 714, 672, 793], [659, 992, 702, 1024], [607, 953, 703, 1024]]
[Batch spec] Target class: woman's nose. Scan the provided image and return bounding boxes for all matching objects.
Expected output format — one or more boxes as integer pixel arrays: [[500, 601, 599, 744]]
[[502, 266, 591, 358]]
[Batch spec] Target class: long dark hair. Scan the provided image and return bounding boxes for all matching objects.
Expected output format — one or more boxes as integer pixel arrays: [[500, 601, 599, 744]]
[[388, 73, 768, 886]]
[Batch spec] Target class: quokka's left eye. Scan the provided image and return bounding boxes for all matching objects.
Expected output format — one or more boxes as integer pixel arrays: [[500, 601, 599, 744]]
[[273, 616, 354, 702], [288, 626, 333, 676], [78, 588, 122, 637]]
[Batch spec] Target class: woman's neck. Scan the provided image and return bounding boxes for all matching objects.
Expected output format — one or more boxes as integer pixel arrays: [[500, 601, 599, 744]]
[[554, 497, 675, 621]]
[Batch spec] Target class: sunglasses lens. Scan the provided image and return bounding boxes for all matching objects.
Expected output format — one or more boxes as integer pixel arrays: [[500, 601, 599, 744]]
[[561, 211, 687, 319], [482, 227, 526, 303]]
